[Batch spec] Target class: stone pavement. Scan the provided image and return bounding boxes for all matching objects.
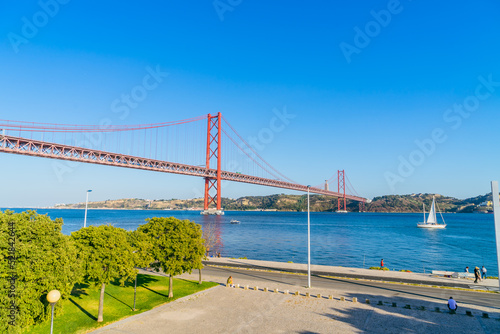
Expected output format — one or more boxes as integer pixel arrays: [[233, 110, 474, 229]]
[[92, 284, 500, 334], [91, 263, 500, 334]]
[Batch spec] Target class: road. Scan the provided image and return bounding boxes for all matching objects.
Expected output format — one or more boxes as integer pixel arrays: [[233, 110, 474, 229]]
[[201, 265, 500, 310]]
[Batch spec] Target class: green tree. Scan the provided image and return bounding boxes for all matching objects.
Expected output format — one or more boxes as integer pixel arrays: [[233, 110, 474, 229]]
[[0, 210, 81, 333], [71, 225, 136, 322], [138, 217, 205, 297], [127, 229, 154, 268]]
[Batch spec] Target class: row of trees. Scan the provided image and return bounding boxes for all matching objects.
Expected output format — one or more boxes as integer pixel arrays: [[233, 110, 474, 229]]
[[0, 210, 206, 332]]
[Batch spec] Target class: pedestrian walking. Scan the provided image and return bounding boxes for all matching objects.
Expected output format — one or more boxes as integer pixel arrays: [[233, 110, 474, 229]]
[[447, 297, 458, 312], [380, 259, 384, 268], [474, 266, 481, 283], [481, 266, 487, 279]]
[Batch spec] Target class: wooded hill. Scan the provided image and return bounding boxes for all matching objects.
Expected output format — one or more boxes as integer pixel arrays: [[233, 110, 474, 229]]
[[54, 192, 495, 213]]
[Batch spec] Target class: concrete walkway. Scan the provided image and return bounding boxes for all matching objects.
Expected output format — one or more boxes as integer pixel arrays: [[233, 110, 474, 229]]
[[91, 259, 500, 334], [204, 257, 499, 292], [93, 283, 500, 334]]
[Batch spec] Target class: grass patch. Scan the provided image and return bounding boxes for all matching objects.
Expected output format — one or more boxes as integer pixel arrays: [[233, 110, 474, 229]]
[[369, 266, 390, 271], [25, 274, 218, 334]]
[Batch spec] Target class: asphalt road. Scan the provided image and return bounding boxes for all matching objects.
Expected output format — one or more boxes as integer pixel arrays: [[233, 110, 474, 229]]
[[202, 265, 500, 310]]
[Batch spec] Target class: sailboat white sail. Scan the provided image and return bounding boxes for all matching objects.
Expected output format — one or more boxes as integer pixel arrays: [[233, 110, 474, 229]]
[[417, 196, 446, 228]]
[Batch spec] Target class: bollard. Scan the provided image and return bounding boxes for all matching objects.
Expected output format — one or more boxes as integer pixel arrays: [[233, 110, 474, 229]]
[[226, 284, 231, 288], [274, 288, 279, 293], [418, 306, 425, 311], [306, 292, 310, 297], [329, 295, 333, 300], [365, 299, 370, 304], [482, 313, 489, 318], [404, 305, 411, 309], [254, 286, 258, 291], [317, 294, 322, 299], [264, 287, 268, 292], [340, 296, 345, 302], [435, 307, 440, 313], [466, 310, 472, 317], [284, 290, 289, 295], [352, 297, 357, 303], [236, 284, 240, 289], [294, 291, 299, 296], [392, 302, 397, 308], [450, 310, 456, 314], [244, 285, 248, 290], [377, 301, 383, 306]]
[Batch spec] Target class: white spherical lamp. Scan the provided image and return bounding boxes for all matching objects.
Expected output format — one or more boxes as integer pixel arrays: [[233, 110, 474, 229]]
[[47, 290, 61, 304]]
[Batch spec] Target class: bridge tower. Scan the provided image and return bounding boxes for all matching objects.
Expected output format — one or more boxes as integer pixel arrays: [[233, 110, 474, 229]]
[[337, 170, 347, 212], [324, 180, 329, 191], [202, 112, 223, 215]]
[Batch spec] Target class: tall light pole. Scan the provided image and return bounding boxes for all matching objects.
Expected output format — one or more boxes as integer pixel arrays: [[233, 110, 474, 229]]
[[307, 185, 311, 288], [84, 190, 92, 228], [491, 181, 500, 290]]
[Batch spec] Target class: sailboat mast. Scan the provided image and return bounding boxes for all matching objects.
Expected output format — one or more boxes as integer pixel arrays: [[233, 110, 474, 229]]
[[423, 203, 426, 223]]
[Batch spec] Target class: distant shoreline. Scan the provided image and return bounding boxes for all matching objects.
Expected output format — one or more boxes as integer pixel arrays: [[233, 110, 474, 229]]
[[1, 207, 492, 214]]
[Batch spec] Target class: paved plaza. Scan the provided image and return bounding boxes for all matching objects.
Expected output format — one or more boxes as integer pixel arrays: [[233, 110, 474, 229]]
[[92, 260, 500, 334]]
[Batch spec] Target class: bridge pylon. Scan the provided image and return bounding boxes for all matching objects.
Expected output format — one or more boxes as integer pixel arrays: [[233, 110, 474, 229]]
[[201, 112, 224, 215], [337, 170, 347, 213]]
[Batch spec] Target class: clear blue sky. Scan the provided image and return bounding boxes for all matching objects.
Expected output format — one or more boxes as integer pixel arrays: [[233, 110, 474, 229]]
[[0, 0, 499, 207]]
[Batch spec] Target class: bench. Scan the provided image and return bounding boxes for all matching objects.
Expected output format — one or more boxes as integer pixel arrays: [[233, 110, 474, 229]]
[[431, 271, 475, 279], [431, 270, 458, 278], [457, 273, 475, 279]]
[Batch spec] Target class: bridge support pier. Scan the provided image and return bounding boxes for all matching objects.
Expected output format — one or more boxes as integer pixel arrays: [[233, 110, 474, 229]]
[[202, 112, 223, 215], [337, 170, 347, 213]]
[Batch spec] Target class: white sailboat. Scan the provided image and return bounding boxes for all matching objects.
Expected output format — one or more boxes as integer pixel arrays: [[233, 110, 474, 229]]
[[417, 196, 446, 229]]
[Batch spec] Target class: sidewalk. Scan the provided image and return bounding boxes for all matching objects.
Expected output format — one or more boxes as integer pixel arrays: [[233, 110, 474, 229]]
[[92, 278, 500, 334], [204, 257, 499, 292]]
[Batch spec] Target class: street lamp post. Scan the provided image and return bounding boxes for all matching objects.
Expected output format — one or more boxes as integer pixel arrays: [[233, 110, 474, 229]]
[[307, 185, 311, 288], [84, 190, 92, 228], [491, 181, 500, 290], [46, 290, 60, 334]]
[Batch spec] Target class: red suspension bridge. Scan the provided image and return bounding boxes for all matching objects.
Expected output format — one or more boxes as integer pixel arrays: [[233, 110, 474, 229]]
[[0, 113, 366, 214]]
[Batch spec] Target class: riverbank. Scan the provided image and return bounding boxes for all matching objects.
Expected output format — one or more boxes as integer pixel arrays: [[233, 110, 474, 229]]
[[203, 257, 499, 292]]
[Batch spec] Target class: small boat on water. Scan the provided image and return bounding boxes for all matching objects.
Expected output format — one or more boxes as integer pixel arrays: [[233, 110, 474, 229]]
[[230, 219, 240, 224], [417, 196, 446, 229]]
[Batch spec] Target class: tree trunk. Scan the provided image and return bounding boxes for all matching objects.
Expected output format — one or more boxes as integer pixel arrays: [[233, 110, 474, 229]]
[[97, 282, 105, 322], [168, 274, 173, 298], [198, 268, 202, 284]]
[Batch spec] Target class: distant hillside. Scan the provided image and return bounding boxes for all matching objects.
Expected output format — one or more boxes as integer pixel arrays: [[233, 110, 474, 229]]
[[54, 192, 495, 213], [366, 193, 491, 213]]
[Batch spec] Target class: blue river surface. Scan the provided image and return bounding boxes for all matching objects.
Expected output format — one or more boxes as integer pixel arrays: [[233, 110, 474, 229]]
[[3, 208, 498, 276]]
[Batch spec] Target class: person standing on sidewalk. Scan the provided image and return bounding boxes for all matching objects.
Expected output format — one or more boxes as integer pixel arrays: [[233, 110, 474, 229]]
[[474, 266, 481, 283], [380, 259, 384, 268], [481, 266, 487, 279]]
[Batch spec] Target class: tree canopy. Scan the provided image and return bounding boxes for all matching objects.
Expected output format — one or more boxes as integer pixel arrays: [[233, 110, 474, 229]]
[[138, 217, 205, 297], [0, 210, 81, 333], [71, 224, 136, 322]]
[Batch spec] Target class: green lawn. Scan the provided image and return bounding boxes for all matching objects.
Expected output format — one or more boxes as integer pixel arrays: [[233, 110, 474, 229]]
[[25, 274, 218, 334]]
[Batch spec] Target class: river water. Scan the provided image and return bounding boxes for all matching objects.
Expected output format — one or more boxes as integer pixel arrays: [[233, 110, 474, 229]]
[[4, 209, 498, 276]]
